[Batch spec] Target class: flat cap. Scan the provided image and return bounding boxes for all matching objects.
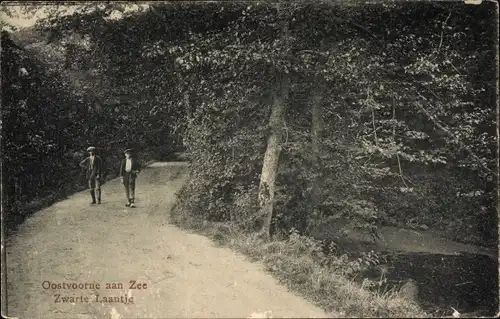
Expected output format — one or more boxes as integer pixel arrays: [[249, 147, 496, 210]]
[[87, 146, 96, 152]]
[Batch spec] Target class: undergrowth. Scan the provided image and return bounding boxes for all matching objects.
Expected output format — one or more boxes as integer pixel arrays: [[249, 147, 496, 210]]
[[170, 209, 428, 318]]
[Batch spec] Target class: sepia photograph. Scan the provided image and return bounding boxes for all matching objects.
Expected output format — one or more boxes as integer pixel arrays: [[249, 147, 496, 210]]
[[0, 0, 498, 318]]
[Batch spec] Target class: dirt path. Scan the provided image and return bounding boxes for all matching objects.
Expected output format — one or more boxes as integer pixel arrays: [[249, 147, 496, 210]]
[[6, 162, 327, 319]]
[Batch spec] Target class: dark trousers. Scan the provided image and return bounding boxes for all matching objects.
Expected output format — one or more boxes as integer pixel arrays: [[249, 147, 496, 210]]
[[123, 173, 136, 203], [88, 177, 101, 203]]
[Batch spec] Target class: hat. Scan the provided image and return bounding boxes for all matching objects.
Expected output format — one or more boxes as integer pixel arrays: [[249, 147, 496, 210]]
[[87, 146, 96, 152], [124, 148, 134, 154]]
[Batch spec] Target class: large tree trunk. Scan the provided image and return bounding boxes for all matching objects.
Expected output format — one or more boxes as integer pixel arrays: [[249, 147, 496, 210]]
[[257, 4, 290, 238], [258, 75, 290, 238], [308, 38, 327, 229], [309, 87, 323, 221]]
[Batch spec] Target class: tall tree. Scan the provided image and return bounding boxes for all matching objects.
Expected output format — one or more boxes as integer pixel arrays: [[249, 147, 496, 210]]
[[257, 3, 292, 238]]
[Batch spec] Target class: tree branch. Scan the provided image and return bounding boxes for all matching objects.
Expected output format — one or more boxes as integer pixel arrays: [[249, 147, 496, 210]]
[[437, 12, 452, 54], [295, 49, 328, 57], [371, 109, 378, 147], [413, 98, 494, 176]]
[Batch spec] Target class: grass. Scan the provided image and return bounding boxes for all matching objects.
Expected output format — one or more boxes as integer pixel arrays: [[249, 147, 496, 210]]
[[170, 212, 428, 318]]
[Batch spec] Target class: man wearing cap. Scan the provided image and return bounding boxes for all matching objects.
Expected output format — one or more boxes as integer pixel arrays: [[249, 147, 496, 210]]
[[119, 149, 141, 208], [79, 146, 104, 204]]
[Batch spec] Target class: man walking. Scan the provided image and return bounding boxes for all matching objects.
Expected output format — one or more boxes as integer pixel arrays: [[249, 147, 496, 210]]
[[79, 146, 104, 204], [120, 149, 141, 208]]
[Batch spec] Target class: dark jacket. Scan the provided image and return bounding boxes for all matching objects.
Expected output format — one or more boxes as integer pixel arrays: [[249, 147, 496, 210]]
[[119, 157, 142, 178], [79, 155, 103, 179]]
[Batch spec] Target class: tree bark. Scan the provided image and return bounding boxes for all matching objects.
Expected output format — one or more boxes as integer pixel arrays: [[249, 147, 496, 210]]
[[309, 38, 326, 228], [310, 87, 323, 220], [257, 4, 290, 238], [184, 92, 191, 120], [258, 75, 290, 238]]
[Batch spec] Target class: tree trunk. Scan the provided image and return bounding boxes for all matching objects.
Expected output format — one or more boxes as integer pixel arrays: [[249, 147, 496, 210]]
[[258, 75, 290, 238], [257, 4, 291, 238], [308, 37, 327, 229], [310, 87, 323, 220], [184, 92, 191, 121]]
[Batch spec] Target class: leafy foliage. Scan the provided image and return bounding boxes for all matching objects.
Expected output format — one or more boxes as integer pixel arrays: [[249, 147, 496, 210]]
[[2, 30, 91, 213], [2, 0, 496, 248], [1, 2, 496, 316]]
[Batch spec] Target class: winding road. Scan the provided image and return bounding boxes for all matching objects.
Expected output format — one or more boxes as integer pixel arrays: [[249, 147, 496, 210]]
[[6, 162, 328, 319]]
